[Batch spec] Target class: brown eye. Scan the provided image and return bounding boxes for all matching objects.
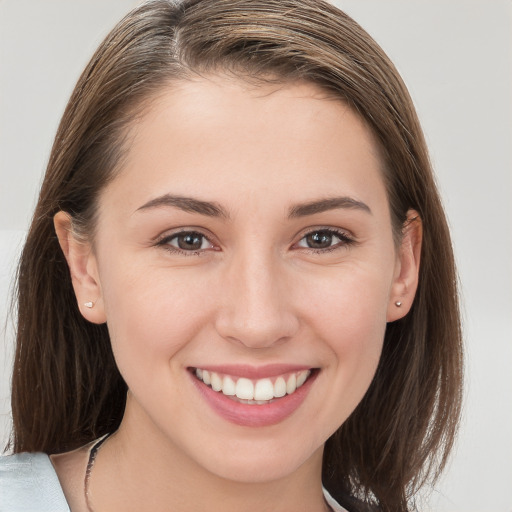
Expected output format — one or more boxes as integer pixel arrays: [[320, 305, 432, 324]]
[[305, 231, 335, 249], [168, 232, 211, 251], [296, 229, 353, 251]]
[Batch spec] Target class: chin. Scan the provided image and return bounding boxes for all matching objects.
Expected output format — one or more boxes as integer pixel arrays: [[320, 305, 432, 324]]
[[193, 435, 324, 484]]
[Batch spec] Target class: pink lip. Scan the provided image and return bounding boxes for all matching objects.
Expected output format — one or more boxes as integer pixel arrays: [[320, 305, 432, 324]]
[[189, 368, 318, 428]]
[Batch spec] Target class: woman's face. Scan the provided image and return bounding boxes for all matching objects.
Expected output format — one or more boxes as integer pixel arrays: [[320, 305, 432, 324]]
[[69, 77, 416, 483]]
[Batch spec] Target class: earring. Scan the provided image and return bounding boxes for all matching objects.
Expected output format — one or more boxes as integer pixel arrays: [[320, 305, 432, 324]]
[[395, 301, 402, 307], [84, 301, 94, 309]]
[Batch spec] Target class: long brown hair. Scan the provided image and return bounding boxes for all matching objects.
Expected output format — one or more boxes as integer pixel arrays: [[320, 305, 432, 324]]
[[9, 1, 463, 510]]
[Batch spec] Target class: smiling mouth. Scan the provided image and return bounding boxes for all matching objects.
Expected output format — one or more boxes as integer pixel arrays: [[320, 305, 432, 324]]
[[191, 367, 315, 405]]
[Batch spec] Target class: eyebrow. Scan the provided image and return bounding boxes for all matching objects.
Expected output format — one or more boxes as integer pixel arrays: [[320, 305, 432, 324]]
[[135, 194, 371, 219], [288, 196, 371, 218], [136, 194, 229, 218]]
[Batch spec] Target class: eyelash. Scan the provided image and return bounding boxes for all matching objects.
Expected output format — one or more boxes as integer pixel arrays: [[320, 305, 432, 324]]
[[155, 227, 355, 256], [294, 228, 355, 253], [155, 229, 216, 257]]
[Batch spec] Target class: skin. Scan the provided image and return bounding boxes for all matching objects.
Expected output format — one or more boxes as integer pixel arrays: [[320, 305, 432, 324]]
[[53, 77, 421, 512]]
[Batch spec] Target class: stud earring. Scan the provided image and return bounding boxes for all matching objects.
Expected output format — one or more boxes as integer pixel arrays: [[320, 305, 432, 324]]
[[395, 301, 402, 307], [84, 301, 94, 309]]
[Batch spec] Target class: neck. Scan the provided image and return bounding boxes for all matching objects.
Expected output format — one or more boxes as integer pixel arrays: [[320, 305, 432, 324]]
[[88, 394, 327, 512]]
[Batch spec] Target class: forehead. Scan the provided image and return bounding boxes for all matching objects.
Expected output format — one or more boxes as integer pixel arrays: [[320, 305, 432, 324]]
[[100, 76, 387, 218]]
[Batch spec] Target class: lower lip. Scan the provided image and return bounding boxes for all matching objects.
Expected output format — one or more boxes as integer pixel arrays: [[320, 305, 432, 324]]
[[190, 370, 317, 428]]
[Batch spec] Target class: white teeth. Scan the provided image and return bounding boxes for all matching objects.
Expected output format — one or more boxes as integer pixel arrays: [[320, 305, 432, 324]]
[[254, 378, 274, 401], [286, 373, 297, 395], [194, 368, 313, 402], [296, 370, 310, 388], [222, 375, 236, 396], [274, 377, 287, 398], [236, 378, 254, 400], [210, 372, 222, 392]]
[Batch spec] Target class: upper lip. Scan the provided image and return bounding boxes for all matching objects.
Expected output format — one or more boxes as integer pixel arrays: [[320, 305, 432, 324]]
[[189, 364, 314, 380]]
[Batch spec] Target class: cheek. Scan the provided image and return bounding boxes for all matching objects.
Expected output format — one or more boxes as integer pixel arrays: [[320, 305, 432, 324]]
[[300, 266, 390, 411], [99, 263, 213, 387], [324, 288, 386, 383], [302, 262, 391, 344]]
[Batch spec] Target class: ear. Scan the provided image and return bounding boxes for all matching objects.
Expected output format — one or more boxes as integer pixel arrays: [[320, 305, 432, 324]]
[[54, 211, 107, 324], [387, 210, 422, 322]]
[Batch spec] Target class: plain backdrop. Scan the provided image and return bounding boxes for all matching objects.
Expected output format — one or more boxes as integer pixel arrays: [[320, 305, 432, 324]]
[[1, 1, 511, 510]]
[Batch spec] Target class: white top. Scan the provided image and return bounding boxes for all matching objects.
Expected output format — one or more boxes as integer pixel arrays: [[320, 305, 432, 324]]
[[0, 452, 68, 511], [0, 452, 348, 511]]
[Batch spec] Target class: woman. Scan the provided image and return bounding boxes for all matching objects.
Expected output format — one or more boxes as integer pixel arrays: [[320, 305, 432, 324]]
[[0, 0, 463, 511]]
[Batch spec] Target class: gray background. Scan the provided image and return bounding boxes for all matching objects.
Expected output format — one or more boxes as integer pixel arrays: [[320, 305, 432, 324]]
[[1, 1, 511, 510]]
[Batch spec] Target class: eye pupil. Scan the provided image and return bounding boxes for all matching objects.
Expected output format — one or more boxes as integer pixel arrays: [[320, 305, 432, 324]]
[[178, 233, 203, 250], [306, 231, 332, 249]]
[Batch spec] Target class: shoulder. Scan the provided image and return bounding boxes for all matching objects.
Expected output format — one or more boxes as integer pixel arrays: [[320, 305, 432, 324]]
[[0, 452, 70, 511]]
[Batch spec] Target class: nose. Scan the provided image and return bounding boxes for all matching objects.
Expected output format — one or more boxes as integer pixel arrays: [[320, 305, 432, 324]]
[[214, 248, 299, 349]]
